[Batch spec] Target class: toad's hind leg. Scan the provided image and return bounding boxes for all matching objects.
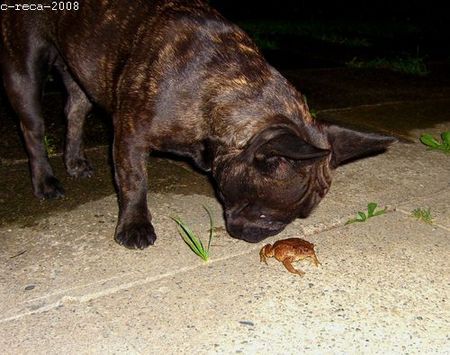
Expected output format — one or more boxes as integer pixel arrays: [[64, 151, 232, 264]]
[[282, 258, 305, 276]]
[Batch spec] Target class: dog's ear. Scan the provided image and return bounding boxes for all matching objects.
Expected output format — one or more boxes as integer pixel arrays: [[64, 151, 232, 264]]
[[244, 125, 330, 163], [325, 124, 397, 167]]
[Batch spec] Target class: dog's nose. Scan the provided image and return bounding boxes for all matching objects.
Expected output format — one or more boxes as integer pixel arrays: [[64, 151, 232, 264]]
[[226, 221, 285, 243]]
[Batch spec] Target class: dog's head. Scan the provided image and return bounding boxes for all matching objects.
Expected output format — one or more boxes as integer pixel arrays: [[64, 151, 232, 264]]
[[213, 122, 396, 243]]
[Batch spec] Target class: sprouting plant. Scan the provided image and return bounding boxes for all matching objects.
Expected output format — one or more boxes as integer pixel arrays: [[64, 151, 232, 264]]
[[172, 206, 214, 262], [411, 208, 433, 224], [420, 131, 450, 155], [345, 202, 386, 225], [44, 135, 57, 156]]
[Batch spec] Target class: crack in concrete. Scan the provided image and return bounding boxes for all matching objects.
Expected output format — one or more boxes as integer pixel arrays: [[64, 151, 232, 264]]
[[0, 248, 258, 324], [0, 203, 441, 325]]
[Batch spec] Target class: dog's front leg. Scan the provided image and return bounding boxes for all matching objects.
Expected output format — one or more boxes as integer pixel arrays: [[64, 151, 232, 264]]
[[113, 120, 156, 249]]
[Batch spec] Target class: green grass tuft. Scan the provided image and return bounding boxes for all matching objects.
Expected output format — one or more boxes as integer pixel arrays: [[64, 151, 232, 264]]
[[172, 206, 214, 262]]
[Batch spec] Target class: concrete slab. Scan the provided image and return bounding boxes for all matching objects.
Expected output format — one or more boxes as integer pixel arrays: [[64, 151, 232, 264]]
[[0, 194, 228, 322], [91, 211, 449, 354], [2, 211, 447, 354], [294, 142, 450, 235], [0, 302, 138, 354]]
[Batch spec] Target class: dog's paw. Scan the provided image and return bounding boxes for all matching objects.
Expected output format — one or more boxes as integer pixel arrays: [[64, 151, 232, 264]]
[[35, 176, 65, 200], [66, 158, 93, 178], [115, 222, 157, 249]]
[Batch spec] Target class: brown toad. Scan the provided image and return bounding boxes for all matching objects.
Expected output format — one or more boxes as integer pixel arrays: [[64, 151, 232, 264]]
[[260, 237, 321, 276]]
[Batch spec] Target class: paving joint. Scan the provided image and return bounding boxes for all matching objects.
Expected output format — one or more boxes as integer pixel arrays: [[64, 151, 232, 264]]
[[1, 197, 379, 325], [0, 247, 258, 325]]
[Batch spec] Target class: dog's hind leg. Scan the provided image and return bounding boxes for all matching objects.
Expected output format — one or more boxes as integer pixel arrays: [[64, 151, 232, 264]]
[[57, 64, 94, 178], [2, 45, 64, 199]]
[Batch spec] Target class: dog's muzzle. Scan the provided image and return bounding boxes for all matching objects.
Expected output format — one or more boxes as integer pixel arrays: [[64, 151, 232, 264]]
[[224, 210, 287, 243]]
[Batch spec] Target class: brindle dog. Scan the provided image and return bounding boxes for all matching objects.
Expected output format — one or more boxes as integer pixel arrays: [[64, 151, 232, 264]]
[[0, 0, 396, 248]]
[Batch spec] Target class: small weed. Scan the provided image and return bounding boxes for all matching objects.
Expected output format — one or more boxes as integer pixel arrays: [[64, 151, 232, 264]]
[[346, 202, 386, 225], [44, 135, 57, 156], [420, 131, 450, 155], [172, 206, 214, 262], [411, 208, 433, 224], [346, 55, 428, 76]]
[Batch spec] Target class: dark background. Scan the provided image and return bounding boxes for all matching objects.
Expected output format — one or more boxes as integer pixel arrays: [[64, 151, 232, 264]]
[[211, 0, 450, 59], [213, 0, 448, 23]]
